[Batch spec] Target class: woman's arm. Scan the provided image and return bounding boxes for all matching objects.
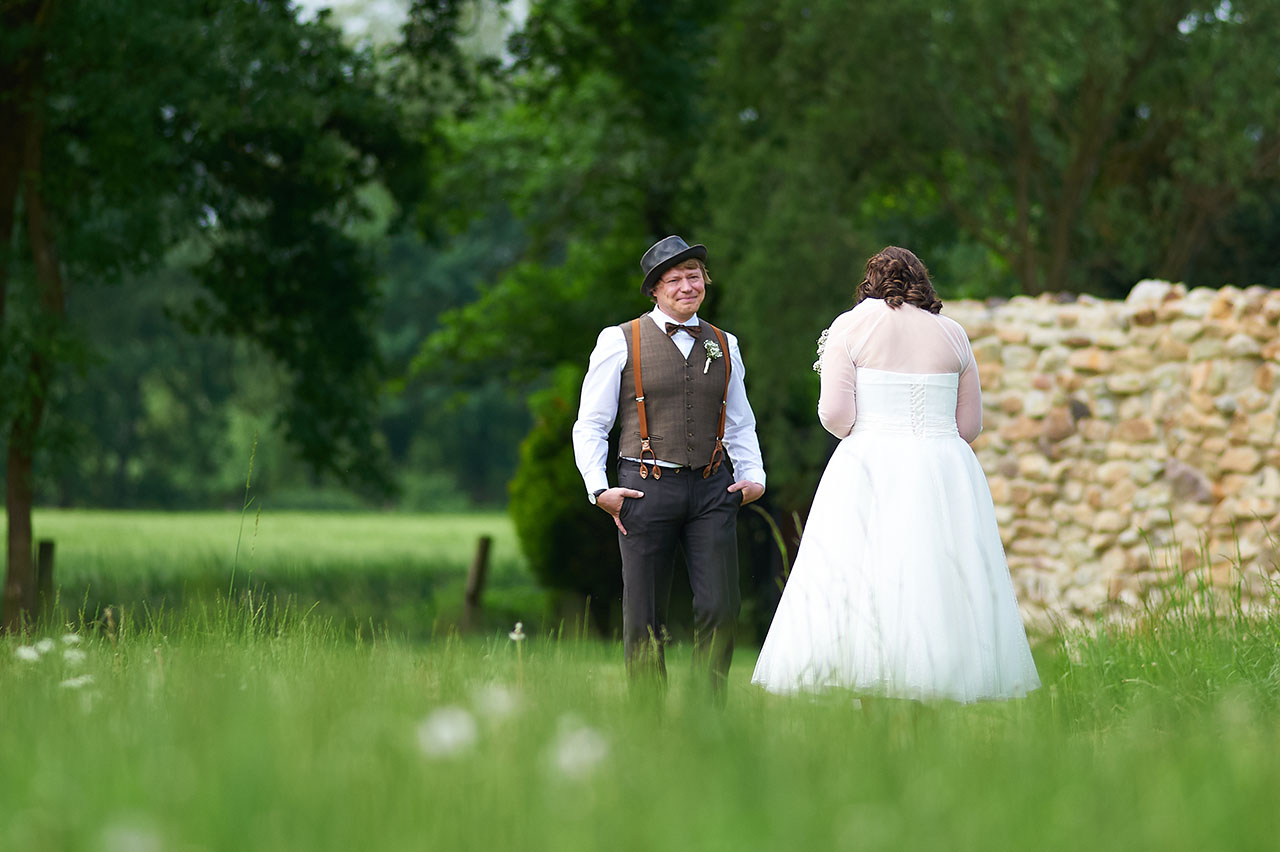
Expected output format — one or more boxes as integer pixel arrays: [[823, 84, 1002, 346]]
[[956, 358, 983, 442], [817, 329, 857, 438]]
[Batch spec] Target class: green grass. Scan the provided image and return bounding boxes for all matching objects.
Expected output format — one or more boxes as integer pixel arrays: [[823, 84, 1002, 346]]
[[25, 509, 525, 579], [16, 509, 534, 638], [5, 511, 1280, 850], [3, 593, 1280, 852]]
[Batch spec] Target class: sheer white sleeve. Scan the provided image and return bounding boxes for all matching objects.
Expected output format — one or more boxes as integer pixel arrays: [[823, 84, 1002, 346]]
[[817, 311, 862, 438], [956, 352, 983, 442], [940, 316, 982, 442]]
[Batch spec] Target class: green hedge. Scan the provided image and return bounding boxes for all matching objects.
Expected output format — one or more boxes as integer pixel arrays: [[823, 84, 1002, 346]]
[[508, 365, 623, 633]]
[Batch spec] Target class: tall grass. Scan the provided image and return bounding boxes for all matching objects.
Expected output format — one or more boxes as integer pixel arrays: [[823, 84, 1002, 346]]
[[4, 569, 1280, 851], [5, 511, 1280, 850], [1054, 552, 1280, 732]]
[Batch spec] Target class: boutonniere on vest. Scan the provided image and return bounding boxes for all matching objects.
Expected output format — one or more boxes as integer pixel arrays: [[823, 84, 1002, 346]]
[[812, 328, 830, 373], [703, 339, 723, 374]]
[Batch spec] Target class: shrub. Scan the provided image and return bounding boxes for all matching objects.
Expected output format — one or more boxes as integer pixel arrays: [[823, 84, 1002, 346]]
[[508, 365, 622, 632]]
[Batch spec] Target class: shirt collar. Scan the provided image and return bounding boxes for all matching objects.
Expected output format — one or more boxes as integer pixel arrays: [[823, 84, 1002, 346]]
[[649, 306, 700, 330]]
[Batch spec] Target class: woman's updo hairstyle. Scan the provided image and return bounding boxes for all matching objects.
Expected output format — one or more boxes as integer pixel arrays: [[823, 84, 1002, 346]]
[[856, 246, 942, 314]]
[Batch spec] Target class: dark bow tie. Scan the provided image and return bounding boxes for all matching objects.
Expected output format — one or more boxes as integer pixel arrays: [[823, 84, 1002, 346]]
[[665, 322, 701, 338]]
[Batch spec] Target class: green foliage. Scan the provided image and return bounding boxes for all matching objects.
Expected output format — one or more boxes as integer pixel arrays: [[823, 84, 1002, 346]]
[[413, 232, 648, 385], [26, 207, 529, 510], [691, 0, 1280, 506], [507, 365, 621, 616], [2, 0, 431, 508], [699, 0, 1280, 296], [33, 264, 245, 507], [411, 0, 726, 379], [377, 221, 531, 507], [11, 0, 1280, 536], [4, 0, 546, 514], [408, 0, 735, 583]]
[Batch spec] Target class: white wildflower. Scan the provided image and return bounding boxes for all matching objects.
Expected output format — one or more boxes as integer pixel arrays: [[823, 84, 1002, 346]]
[[416, 706, 478, 758], [63, 647, 88, 665], [61, 633, 82, 645], [508, 622, 526, 642], [60, 674, 95, 689], [100, 818, 163, 852], [14, 645, 40, 662], [548, 716, 609, 779], [472, 683, 519, 721], [35, 638, 55, 654]]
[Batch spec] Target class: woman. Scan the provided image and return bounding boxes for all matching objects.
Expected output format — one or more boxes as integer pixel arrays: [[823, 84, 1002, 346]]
[[751, 247, 1039, 702]]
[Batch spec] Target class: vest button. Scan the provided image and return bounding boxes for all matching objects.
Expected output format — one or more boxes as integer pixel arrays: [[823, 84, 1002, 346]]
[[687, 446, 695, 453]]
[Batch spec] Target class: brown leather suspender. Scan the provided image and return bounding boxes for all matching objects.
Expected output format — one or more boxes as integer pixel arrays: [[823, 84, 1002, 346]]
[[629, 317, 731, 480], [630, 319, 660, 479], [703, 324, 730, 479]]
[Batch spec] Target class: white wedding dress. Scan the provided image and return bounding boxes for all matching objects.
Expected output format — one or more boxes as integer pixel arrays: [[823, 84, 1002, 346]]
[[751, 300, 1040, 702]]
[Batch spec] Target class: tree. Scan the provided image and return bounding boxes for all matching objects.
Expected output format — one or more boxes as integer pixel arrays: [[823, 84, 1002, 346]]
[[506, 364, 621, 630], [409, 0, 730, 383], [405, 0, 739, 606], [692, 0, 1280, 506], [36, 261, 245, 509], [0, 0, 420, 628], [402, 0, 1280, 594], [376, 219, 532, 508], [699, 0, 1280, 296]]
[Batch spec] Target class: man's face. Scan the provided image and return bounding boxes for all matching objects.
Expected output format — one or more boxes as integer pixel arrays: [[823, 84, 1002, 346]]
[[652, 263, 706, 322]]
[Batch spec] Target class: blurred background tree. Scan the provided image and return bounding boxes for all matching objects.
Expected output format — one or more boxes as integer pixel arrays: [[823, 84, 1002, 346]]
[[406, 0, 743, 618], [697, 0, 1280, 506], [3, 0, 1277, 633], [0, 0, 431, 626]]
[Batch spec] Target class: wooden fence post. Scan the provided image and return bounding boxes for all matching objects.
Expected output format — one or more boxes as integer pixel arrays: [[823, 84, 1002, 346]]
[[462, 535, 492, 631], [35, 539, 54, 617]]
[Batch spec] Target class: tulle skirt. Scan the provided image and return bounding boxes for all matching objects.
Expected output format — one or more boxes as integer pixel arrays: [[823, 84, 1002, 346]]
[[751, 429, 1040, 702]]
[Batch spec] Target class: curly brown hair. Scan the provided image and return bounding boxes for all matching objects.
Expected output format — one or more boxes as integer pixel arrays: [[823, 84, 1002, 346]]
[[856, 246, 942, 314]]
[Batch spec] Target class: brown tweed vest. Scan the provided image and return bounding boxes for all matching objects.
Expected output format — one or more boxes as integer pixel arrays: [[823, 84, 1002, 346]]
[[617, 316, 730, 468]]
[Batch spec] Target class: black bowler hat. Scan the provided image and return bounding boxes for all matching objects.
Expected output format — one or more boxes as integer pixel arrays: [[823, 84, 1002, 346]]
[[640, 235, 707, 295]]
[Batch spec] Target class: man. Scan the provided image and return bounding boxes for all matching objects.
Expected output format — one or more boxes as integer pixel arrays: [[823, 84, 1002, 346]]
[[572, 235, 766, 700]]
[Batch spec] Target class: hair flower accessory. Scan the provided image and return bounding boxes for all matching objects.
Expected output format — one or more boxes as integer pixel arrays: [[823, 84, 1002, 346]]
[[813, 328, 830, 373], [703, 339, 723, 374]]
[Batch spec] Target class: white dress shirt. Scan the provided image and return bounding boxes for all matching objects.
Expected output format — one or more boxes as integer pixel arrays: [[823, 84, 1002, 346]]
[[572, 306, 767, 498]]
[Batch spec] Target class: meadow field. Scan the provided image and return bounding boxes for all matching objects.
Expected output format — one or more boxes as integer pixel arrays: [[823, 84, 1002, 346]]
[[14, 509, 534, 638], [3, 510, 1280, 851]]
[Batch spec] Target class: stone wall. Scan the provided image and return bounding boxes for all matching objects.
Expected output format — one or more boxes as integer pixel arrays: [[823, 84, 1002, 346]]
[[946, 281, 1280, 627]]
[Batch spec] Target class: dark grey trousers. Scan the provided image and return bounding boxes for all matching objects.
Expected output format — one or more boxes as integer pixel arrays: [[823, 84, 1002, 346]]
[[616, 460, 742, 698]]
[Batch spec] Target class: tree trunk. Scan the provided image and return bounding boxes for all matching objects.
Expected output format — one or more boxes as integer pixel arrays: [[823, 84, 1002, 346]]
[[1013, 90, 1039, 294], [1, 4, 61, 629], [0, 1, 49, 323], [4, 436, 38, 629], [4, 118, 65, 630], [1156, 187, 1229, 281]]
